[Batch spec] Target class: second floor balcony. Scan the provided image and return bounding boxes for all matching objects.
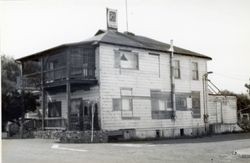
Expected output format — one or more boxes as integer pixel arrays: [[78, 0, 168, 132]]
[[18, 45, 97, 89]]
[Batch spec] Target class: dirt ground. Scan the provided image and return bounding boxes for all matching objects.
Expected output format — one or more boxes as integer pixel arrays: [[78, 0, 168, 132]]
[[2, 133, 250, 163]]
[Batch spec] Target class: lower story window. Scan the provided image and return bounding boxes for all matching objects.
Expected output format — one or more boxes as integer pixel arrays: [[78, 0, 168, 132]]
[[48, 101, 62, 117], [112, 98, 133, 111], [151, 90, 173, 119], [122, 98, 132, 111], [192, 91, 201, 118]]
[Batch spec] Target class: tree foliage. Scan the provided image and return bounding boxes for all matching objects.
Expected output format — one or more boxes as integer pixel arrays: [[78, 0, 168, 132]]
[[1, 55, 20, 94], [2, 91, 39, 125], [1, 55, 39, 131], [220, 90, 250, 112]]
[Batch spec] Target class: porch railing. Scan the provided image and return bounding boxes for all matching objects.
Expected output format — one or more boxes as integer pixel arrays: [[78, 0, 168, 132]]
[[44, 67, 66, 83], [70, 65, 95, 79], [19, 72, 41, 89], [20, 65, 96, 88], [44, 117, 66, 129]]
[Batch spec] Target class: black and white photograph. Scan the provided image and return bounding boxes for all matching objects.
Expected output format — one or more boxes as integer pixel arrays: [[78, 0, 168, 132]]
[[1, 0, 250, 162]]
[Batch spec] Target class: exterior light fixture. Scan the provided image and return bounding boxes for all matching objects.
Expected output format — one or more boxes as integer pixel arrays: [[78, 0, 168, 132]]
[[203, 71, 213, 77]]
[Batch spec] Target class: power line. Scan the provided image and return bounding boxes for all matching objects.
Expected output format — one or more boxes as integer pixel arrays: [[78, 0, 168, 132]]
[[212, 72, 248, 82]]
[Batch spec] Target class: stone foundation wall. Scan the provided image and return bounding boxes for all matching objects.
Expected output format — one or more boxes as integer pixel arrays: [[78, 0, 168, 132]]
[[34, 130, 61, 139], [134, 127, 206, 139], [33, 130, 108, 143]]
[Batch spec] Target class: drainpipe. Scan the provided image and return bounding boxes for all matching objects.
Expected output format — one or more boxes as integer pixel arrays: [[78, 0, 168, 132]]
[[169, 40, 176, 119]]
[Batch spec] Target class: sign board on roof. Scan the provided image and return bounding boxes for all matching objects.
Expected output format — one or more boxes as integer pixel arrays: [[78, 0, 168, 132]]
[[107, 8, 118, 30]]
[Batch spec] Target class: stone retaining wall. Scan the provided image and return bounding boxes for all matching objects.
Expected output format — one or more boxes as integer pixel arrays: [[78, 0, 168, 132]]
[[34, 130, 61, 139], [33, 130, 108, 143]]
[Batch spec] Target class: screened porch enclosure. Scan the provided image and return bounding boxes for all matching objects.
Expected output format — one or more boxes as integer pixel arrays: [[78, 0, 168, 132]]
[[44, 46, 96, 84], [20, 45, 96, 89]]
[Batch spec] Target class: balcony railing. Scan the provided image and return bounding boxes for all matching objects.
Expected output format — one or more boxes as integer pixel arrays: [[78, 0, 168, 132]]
[[70, 65, 95, 79], [20, 65, 96, 89], [20, 72, 41, 90], [44, 67, 66, 83]]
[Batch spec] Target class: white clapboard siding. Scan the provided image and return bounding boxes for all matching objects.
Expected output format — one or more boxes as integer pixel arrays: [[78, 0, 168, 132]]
[[99, 43, 209, 130], [208, 95, 237, 124], [222, 96, 237, 124]]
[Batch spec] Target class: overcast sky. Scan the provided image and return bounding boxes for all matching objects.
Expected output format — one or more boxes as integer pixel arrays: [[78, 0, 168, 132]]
[[1, 0, 250, 94]]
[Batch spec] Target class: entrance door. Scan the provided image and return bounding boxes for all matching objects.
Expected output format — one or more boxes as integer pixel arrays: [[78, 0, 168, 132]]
[[82, 100, 91, 130], [81, 101, 100, 131], [70, 98, 82, 130]]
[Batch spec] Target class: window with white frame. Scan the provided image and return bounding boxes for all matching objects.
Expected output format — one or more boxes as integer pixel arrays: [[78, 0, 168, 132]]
[[192, 62, 199, 80], [112, 88, 133, 111], [114, 50, 138, 69], [149, 53, 160, 77], [121, 88, 133, 111], [174, 60, 181, 79], [122, 98, 132, 111], [158, 100, 166, 111]]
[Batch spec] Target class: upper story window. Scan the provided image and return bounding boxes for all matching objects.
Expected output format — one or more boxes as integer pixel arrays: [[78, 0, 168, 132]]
[[174, 60, 181, 79], [192, 62, 199, 80], [149, 52, 160, 77], [114, 50, 138, 69]]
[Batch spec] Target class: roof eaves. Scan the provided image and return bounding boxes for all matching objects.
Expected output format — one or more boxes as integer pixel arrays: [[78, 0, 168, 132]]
[[15, 40, 97, 61], [99, 41, 212, 60]]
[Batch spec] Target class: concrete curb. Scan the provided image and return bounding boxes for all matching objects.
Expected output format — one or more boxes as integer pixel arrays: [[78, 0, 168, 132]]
[[233, 148, 250, 158]]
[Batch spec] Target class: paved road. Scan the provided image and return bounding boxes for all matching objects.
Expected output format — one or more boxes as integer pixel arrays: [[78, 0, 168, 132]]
[[2, 133, 250, 163]]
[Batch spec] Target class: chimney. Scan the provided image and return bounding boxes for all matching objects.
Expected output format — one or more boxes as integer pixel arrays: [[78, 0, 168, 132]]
[[106, 8, 118, 31]]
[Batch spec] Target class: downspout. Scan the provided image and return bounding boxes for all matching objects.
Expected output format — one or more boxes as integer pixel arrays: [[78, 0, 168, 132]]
[[169, 40, 176, 119], [169, 40, 176, 137]]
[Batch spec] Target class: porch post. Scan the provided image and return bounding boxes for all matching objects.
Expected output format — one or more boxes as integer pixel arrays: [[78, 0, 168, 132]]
[[66, 82, 71, 130], [66, 50, 71, 130], [41, 57, 45, 130]]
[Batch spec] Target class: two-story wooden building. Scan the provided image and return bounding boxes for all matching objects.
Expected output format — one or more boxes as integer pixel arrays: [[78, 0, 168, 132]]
[[16, 28, 215, 139]]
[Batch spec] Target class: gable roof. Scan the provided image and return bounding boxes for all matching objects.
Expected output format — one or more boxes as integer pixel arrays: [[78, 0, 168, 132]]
[[16, 29, 212, 61]]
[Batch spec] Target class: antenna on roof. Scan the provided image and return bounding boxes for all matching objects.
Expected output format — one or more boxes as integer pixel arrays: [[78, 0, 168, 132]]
[[125, 0, 129, 31]]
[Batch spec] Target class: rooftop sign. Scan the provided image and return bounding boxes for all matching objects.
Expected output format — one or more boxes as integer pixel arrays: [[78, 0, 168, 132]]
[[106, 8, 118, 30]]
